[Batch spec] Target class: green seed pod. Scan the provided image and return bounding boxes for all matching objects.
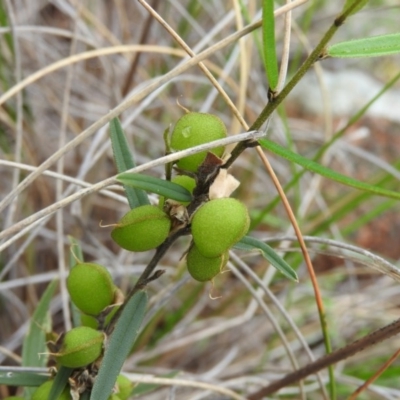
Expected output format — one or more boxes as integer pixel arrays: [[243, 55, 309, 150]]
[[191, 198, 249, 258], [54, 327, 104, 368], [32, 380, 71, 400], [67, 263, 114, 316], [111, 205, 171, 252], [80, 305, 119, 330], [115, 374, 133, 400], [187, 245, 228, 282], [170, 112, 227, 172]]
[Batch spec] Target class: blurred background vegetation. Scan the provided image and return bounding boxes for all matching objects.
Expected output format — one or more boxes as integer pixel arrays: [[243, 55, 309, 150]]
[[1, 0, 400, 398]]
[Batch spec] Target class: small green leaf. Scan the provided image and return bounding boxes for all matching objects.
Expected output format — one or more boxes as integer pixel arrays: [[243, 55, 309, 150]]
[[327, 33, 400, 58], [259, 138, 400, 201], [234, 236, 298, 281], [48, 366, 74, 399], [0, 369, 48, 386], [262, 0, 279, 90], [90, 291, 148, 400], [110, 117, 150, 208], [117, 173, 193, 203]]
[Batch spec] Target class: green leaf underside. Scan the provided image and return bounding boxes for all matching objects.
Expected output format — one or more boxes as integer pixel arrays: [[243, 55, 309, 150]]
[[90, 291, 148, 400], [262, 0, 279, 90], [0, 370, 48, 386], [327, 33, 400, 58], [235, 236, 298, 281], [117, 173, 193, 203], [259, 138, 400, 200], [48, 366, 74, 399], [110, 117, 150, 208]]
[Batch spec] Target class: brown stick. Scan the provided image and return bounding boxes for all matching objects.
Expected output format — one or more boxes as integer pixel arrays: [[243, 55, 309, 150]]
[[248, 318, 400, 399]]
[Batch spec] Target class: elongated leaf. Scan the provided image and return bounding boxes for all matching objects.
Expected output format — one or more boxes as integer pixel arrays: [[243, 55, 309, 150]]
[[48, 366, 74, 399], [117, 173, 193, 203], [22, 280, 57, 368], [262, 0, 279, 90], [259, 138, 400, 200], [0, 369, 48, 386], [90, 291, 148, 400], [234, 236, 298, 281], [110, 117, 150, 208], [327, 33, 400, 58]]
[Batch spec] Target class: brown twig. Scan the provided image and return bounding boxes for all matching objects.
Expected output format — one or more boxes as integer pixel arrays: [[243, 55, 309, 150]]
[[248, 318, 400, 399]]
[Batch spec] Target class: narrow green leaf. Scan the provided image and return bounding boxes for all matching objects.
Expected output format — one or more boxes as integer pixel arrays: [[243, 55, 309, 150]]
[[259, 138, 400, 200], [327, 33, 400, 58], [0, 369, 48, 386], [262, 0, 279, 90], [342, 0, 369, 16], [21, 280, 57, 397], [234, 236, 298, 281], [117, 173, 193, 203], [110, 117, 150, 208], [90, 291, 148, 400], [48, 366, 74, 399]]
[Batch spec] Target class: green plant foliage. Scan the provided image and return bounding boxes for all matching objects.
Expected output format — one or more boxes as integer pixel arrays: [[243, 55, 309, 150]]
[[191, 198, 250, 258], [117, 173, 193, 203], [110, 117, 150, 208], [327, 33, 400, 58], [48, 366, 74, 400], [258, 138, 400, 200], [234, 236, 298, 281], [0, 371, 48, 387], [22, 280, 57, 367], [170, 112, 227, 172], [67, 263, 115, 315], [262, 0, 279, 90], [22, 280, 57, 397], [111, 205, 171, 252], [90, 291, 147, 400]]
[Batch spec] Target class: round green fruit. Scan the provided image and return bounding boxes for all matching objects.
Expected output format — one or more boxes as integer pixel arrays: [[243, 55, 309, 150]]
[[159, 175, 196, 208], [170, 112, 227, 172], [111, 205, 171, 252], [191, 198, 249, 258], [67, 263, 114, 316], [115, 374, 133, 400], [187, 245, 228, 282], [54, 326, 104, 368], [32, 380, 70, 400]]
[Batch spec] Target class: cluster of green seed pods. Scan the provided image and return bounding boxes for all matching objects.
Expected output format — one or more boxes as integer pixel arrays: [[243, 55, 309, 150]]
[[110, 111, 250, 283], [188, 198, 250, 282], [170, 112, 250, 282]]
